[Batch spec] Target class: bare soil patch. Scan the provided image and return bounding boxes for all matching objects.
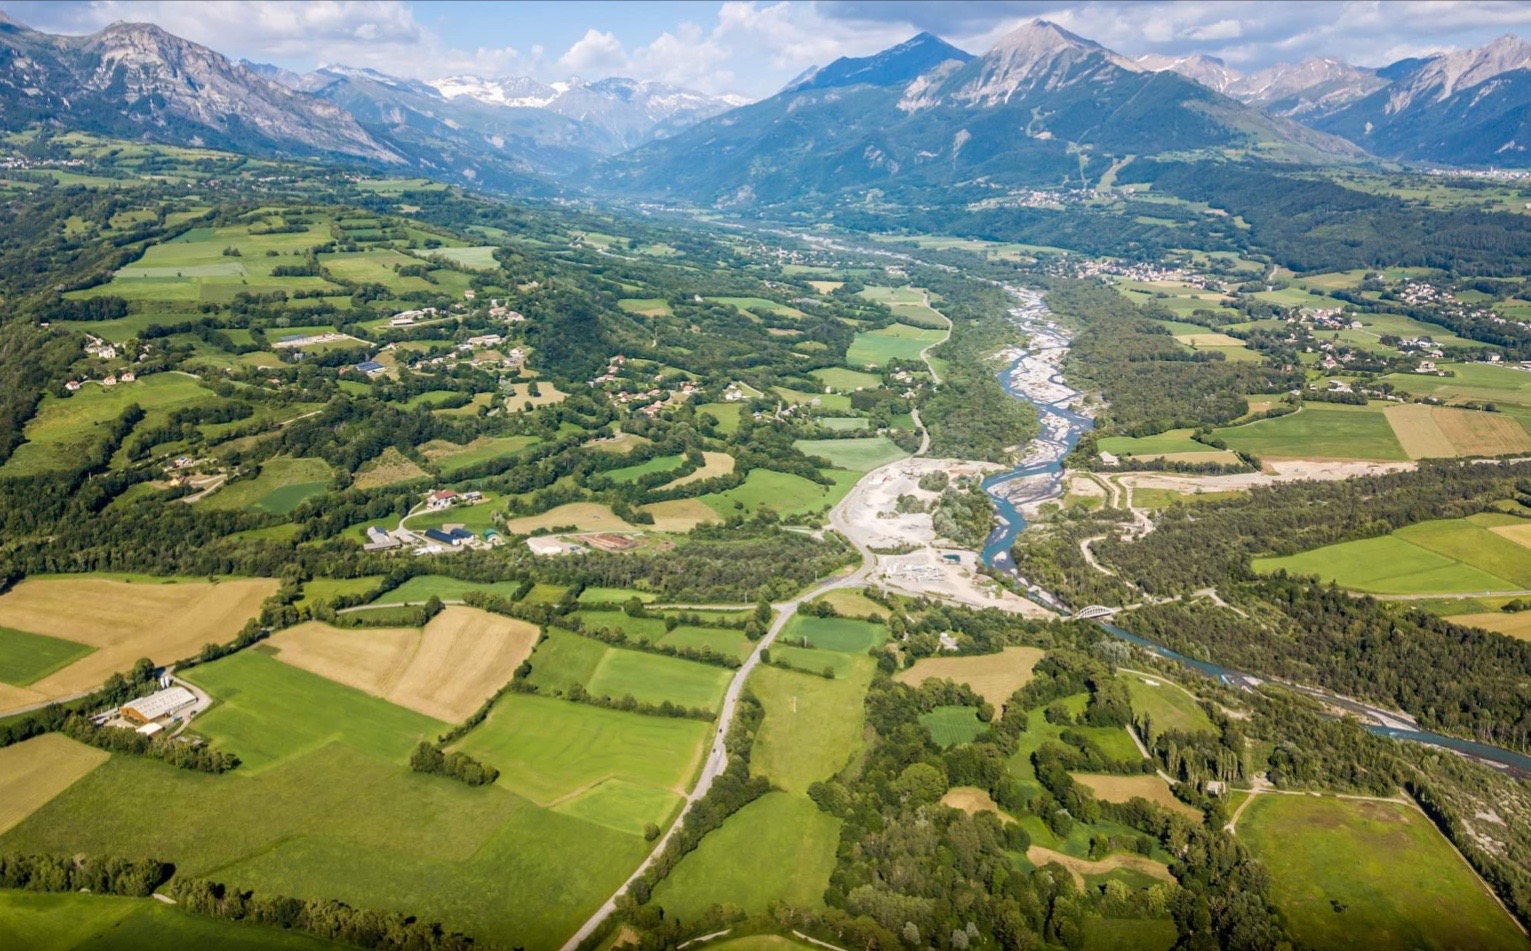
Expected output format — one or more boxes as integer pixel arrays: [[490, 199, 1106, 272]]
[[267, 606, 539, 722]]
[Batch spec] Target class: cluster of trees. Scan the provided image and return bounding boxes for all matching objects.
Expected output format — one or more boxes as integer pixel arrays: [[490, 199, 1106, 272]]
[[60, 714, 240, 773], [408, 741, 499, 786], [0, 853, 171, 897], [932, 480, 997, 549]]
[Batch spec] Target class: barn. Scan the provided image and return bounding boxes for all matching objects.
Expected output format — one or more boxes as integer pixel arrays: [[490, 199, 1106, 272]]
[[120, 686, 196, 725]]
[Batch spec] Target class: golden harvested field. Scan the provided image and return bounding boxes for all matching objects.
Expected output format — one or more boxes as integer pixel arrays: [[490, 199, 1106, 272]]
[[1176, 333, 1245, 347], [1027, 846, 1173, 890], [639, 499, 720, 533], [1449, 612, 1531, 642], [588, 432, 650, 454], [894, 646, 1045, 706], [1386, 404, 1531, 458], [815, 588, 886, 618], [808, 280, 845, 294], [941, 786, 1011, 819], [0, 734, 109, 834], [504, 382, 568, 413], [660, 452, 735, 489], [266, 607, 539, 722], [0, 576, 275, 712], [1490, 523, 1531, 549], [507, 502, 637, 534], [353, 447, 428, 488], [1071, 772, 1202, 819]]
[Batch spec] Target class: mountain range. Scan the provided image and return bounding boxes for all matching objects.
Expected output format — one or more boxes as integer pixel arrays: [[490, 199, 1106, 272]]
[[4, 12, 1531, 199]]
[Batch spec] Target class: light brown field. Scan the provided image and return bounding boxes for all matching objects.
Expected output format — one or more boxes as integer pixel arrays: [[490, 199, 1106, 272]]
[[942, 786, 1012, 819], [0, 576, 276, 712], [0, 734, 110, 834], [1449, 611, 1531, 642], [433, 392, 494, 416], [1176, 333, 1245, 347], [660, 452, 736, 489], [1490, 523, 1531, 550], [1071, 772, 1203, 819], [589, 432, 651, 454], [1386, 404, 1531, 459], [815, 588, 886, 618], [266, 606, 539, 722], [505, 502, 637, 534], [808, 280, 844, 294], [504, 382, 568, 413], [639, 498, 720, 533], [353, 447, 428, 488], [1027, 846, 1174, 890], [1139, 450, 1244, 465], [894, 646, 1045, 706]]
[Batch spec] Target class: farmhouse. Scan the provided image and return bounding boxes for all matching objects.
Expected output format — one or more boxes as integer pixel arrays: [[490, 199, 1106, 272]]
[[120, 686, 196, 725], [427, 489, 459, 510]]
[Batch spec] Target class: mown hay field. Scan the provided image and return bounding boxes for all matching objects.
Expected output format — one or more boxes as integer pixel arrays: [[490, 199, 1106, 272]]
[[266, 607, 539, 722], [505, 502, 636, 534], [750, 657, 876, 794], [0, 575, 276, 713], [1385, 403, 1531, 459], [1071, 773, 1201, 820], [895, 646, 1045, 706], [660, 451, 735, 488], [0, 734, 109, 835]]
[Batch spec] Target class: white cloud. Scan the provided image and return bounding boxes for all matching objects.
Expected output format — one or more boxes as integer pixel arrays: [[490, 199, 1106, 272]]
[[559, 28, 627, 73]]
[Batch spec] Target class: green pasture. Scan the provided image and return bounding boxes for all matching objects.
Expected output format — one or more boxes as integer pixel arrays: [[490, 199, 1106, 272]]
[[1253, 286, 1335, 309], [650, 792, 839, 921], [750, 657, 876, 793], [429, 435, 539, 475], [423, 246, 499, 269], [453, 693, 707, 807], [792, 436, 908, 471], [1119, 670, 1214, 740], [0, 890, 339, 951], [1008, 694, 1143, 797], [608, 454, 685, 484], [809, 367, 881, 391], [816, 416, 870, 431], [779, 615, 887, 653], [372, 576, 528, 605], [1096, 428, 1220, 458], [1129, 488, 1244, 510], [706, 297, 805, 319], [1081, 918, 1177, 951], [656, 626, 753, 661], [585, 648, 732, 712], [204, 457, 332, 514], [772, 387, 852, 412], [1213, 405, 1407, 461], [699, 468, 858, 518], [920, 705, 987, 747], [1377, 363, 1531, 410], [618, 298, 672, 317], [696, 402, 742, 435], [57, 311, 208, 343], [0, 627, 94, 686], [770, 645, 857, 680], [296, 576, 384, 609], [1240, 795, 1524, 951], [1253, 517, 1531, 593], [2, 374, 217, 476], [575, 610, 669, 640], [320, 250, 437, 292], [524, 628, 616, 694], [847, 324, 944, 368], [577, 587, 659, 605]]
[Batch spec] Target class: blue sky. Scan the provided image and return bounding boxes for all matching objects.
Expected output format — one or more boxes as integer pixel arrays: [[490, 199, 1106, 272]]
[[6, 1, 1531, 98]]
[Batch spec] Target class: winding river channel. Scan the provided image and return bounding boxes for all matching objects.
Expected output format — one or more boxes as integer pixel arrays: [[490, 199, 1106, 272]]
[[978, 285, 1531, 777]]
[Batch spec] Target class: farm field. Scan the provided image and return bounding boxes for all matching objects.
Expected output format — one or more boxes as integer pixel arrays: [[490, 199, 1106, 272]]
[[793, 436, 908, 471], [1070, 773, 1201, 820], [503, 383, 568, 413], [353, 447, 429, 488], [618, 298, 672, 317], [750, 657, 876, 793], [778, 615, 887, 652], [423, 245, 499, 269], [920, 705, 987, 747], [660, 451, 734, 488], [1378, 363, 1531, 410], [816, 416, 870, 431], [1119, 670, 1215, 739], [707, 297, 805, 318], [608, 453, 684, 483], [0, 734, 109, 835], [809, 367, 882, 391], [296, 575, 383, 608], [639, 498, 721, 532], [204, 456, 332, 514], [1213, 405, 1407, 461], [1383, 404, 1531, 458], [1443, 610, 1531, 641], [655, 626, 753, 661], [265, 607, 539, 722], [649, 792, 839, 922], [1096, 428, 1226, 460], [505, 502, 636, 534], [422, 435, 540, 474], [0, 627, 95, 686], [699, 468, 858, 518], [1253, 515, 1531, 593], [372, 575, 528, 605], [894, 646, 1045, 705], [525, 628, 732, 712], [813, 587, 885, 617], [847, 323, 945, 368], [695, 402, 741, 435], [0, 890, 341, 951], [0, 576, 276, 713], [452, 692, 707, 811], [2, 373, 217, 476], [1239, 795, 1524, 951]]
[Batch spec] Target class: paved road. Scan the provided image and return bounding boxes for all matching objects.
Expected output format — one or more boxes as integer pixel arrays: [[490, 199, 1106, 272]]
[[560, 472, 880, 951]]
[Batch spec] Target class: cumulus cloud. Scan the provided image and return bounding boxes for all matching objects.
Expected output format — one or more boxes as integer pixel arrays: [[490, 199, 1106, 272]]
[[558, 28, 627, 73]]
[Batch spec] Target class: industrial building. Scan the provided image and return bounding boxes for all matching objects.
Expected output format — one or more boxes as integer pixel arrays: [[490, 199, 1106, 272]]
[[120, 686, 196, 725]]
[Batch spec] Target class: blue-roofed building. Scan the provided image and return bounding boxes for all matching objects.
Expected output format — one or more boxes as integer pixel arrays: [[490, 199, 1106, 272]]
[[448, 527, 474, 540], [353, 361, 386, 376], [422, 528, 461, 546]]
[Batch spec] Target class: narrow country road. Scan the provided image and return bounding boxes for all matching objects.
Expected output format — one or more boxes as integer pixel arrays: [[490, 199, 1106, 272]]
[[560, 461, 883, 951]]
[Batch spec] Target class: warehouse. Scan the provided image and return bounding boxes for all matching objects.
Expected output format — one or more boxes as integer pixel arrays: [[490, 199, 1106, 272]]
[[120, 686, 196, 725]]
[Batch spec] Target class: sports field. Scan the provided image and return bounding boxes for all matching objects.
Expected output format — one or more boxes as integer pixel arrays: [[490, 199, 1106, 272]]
[[847, 324, 945, 368], [778, 615, 887, 652], [1239, 795, 1524, 951], [266, 607, 538, 723], [204, 456, 333, 514], [649, 792, 839, 921], [1071, 773, 1201, 820], [0, 626, 95, 686], [894, 646, 1044, 706], [750, 657, 876, 793], [0, 891, 340, 951], [1253, 515, 1531, 594], [452, 692, 707, 809], [792, 436, 908, 471], [920, 705, 987, 747], [0, 734, 109, 835], [1119, 670, 1215, 738], [1213, 405, 1407, 461], [0, 575, 275, 713]]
